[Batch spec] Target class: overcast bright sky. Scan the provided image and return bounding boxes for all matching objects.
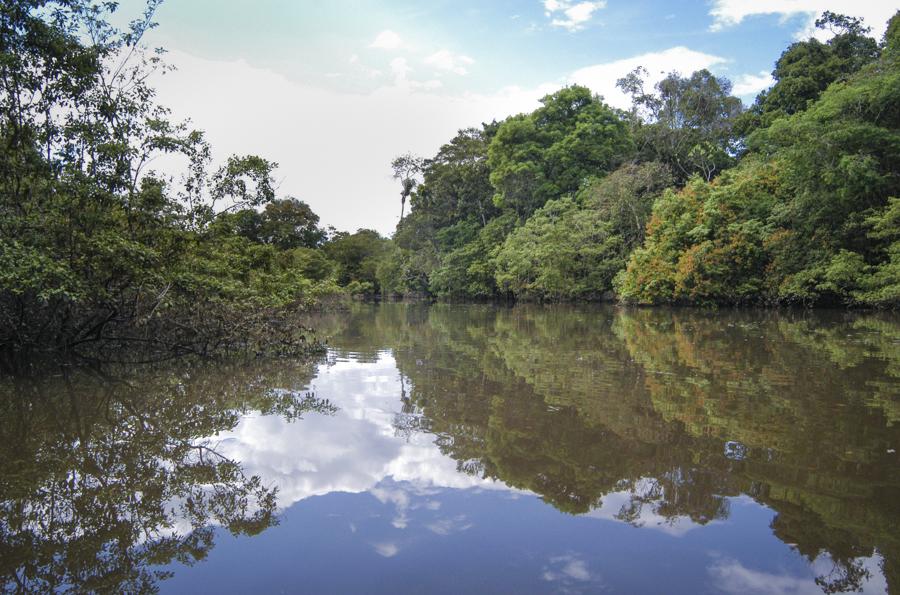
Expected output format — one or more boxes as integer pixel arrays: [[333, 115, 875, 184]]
[[117, 0, 896, 236]]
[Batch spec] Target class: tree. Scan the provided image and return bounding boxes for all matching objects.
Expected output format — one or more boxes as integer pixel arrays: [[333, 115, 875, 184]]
[[617, 15, 900, 308], [324, 229, 389, 293], [579, 161, 673, 250], [0, 1, 335, 358], [380, 123, 501, 298], [617, 69, 742, 183], [488, 86, 632, 220], [414, 126, 498, 228], [494, 197, 623, 300], [391, 153, 423, 220], [492, 162, 673, 301], [258, 198, 325, 249], [615, 162, 776, 304], [428, 212, 516, 299], [737, 12, 880, 133]]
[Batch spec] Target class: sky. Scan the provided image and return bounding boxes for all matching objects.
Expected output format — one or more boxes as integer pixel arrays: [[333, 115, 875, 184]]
[[117, 0, 897, 236]]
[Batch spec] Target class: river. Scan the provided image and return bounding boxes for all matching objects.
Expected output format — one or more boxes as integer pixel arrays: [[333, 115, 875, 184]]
[[2, 304, 898, 594]]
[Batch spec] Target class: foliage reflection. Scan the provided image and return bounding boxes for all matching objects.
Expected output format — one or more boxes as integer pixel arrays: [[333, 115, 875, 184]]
[[0, 359, 333, 593], [320, 304, 900, 593]]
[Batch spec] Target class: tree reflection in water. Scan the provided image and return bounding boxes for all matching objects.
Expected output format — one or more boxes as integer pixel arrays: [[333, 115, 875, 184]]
[[0, 359, 334, 593], [2, 304, 897, 594], [318, 304, 900, 594]]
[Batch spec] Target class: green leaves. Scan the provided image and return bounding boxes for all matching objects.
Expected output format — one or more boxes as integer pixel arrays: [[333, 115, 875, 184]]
[[616, 163, 777, 305], [740, 14, 881, 134], [488, 86, 631, 221], [619, 34, 900, 307], [618, 68, 742, 183], [0, 239, 83, 302], [210, 155, 278, 210], [0, 2, 337, 356], [494, 197, 623, 300]]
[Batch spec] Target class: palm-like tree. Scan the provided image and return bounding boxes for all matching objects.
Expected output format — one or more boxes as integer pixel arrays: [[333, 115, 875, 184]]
[[391, 153, 423, 219]]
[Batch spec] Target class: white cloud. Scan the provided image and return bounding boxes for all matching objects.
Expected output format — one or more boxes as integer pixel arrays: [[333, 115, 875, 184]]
[[152, 50, 550, 235], [561, 559, 590, 581], [390, 57, 411, 82], [568, 46, 728, 109], [708, 1, 895, 40], [709, 559, 821, 595], [708, 553, 887, 595], [151, 45, 729, 235], [542, 554, 598, 585], [543, 0, 607, 31], [205, 352, 520, 509], [425, 514, 473, 535], [733, 71, 775, 97], [411, 79, 443, 90], [369, 29, 404, 50], [424, 50, 475, 75], [373, 542, 400, 557]]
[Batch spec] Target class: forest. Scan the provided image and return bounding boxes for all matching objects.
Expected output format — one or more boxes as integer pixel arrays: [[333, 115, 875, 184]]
[[1, 2, 898, 360], [381, 10, 900, 307], [0, 0, 368, 359]]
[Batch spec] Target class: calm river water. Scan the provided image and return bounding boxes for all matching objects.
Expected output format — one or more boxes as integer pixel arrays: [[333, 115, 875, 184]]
[[2, 304, 898, 594]]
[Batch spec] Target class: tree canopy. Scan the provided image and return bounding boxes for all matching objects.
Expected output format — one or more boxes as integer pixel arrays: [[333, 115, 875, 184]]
[[377, 10, 899, 309]]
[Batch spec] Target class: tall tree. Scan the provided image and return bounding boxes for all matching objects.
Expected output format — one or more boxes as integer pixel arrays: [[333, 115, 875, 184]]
[[617, 68, 742, 183], [0, 1, 329, 357], [414, 125, 497, 228], [391, 153, 423, 219], [488, 86, 632, 220], [737, 11, 879, 133], [259, 198, 325, 249]]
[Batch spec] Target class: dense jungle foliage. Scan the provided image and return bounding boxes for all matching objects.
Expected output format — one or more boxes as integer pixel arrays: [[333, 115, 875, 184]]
[[380, 10, 900, 307], [0, 0, 395, 360]]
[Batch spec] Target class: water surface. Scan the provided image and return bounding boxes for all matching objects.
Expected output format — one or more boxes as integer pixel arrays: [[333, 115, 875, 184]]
[[2, 304, 898, 593]]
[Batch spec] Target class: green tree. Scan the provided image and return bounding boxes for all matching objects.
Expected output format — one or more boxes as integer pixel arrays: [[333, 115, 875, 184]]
[[579, 161, 673, 250], [429, 213, 516, 299], [488, 86, 632, 220], [414, 126, 498, 228], [391, 152, 423, 220], [494, 197, 623, 300], [617, 69, 742, 183], [490, 162, 672, 301], [738, 11, 880, 133], [380, 124, 500, 298], [618, 11, 900, 307], [222, 198, 325, 249], [0, 1, 335, 358], [324, 229, 389, 294], [615, 161, 777, 304]]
